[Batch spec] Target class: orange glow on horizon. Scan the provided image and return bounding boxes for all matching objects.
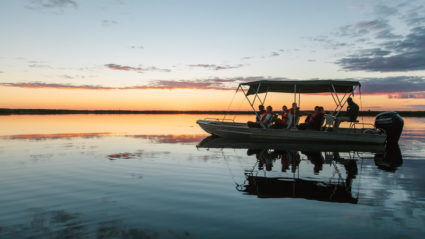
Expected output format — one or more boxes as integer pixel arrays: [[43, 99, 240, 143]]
[[1, 86, 424, 111]]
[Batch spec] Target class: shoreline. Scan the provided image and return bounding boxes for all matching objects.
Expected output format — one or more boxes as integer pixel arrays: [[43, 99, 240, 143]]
[[1, 108, 425, 117]]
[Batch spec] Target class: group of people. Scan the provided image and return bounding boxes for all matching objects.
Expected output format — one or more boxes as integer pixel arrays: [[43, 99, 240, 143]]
[[247, 97, 359, 130], [247, 102, 299, 129]]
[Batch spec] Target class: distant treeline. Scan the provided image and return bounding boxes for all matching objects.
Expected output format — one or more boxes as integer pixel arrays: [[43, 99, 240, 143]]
[[1, 108, 425, 117]]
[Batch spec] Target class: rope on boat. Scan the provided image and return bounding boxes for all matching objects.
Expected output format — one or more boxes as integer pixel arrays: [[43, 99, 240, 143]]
[[222, 88, 239, 121], [359, 85, 365, 128]]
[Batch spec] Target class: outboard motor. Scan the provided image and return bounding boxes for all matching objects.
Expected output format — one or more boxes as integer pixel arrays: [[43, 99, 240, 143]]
[[375, 112, 404, 144]]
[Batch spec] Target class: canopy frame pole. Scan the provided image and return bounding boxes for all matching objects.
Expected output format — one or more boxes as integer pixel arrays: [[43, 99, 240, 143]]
[[334, 86, 357, 117], [241, 85, 266, 129], [252, 83, 262, 106], [298, 91, 301, 109], [261, 87, 269, 106], [335, 91, 349, 116], [330, 91, 338, 110]]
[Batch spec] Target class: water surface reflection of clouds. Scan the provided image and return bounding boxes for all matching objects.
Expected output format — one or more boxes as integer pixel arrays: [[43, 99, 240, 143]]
[[0, 114, 424, 238]]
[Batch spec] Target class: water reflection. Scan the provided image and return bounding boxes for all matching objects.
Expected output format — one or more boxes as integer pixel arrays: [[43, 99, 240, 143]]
[[198, 136, 403, 204], [0, 208, 190, 239], [374, 144, 403, 172]]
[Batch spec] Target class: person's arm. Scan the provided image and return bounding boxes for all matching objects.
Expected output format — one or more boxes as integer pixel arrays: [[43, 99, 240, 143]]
[[286, 112, 293, 128], [262, 113, 272, 126]]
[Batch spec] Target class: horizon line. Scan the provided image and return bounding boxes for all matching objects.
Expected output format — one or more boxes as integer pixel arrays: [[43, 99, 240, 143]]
[[1, 108, 424, 117]]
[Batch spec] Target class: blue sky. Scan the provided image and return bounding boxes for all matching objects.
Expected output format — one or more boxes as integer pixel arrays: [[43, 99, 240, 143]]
[[1, 0, 425, 110]]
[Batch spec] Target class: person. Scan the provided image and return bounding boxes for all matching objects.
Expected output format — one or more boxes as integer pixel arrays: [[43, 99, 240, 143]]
[[298, 106, 323, 130], [272, 105, 289, 128], [334, 97, 359, 128], [248, 105, 273, 128], [309, 106, 324, 130], [256, 105, 265, 122], [286, 102, 299, 128], [248, 105, 265, 127]]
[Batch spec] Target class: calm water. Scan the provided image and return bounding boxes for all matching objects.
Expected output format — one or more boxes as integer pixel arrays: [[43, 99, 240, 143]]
[[0, 114, 424, 238]]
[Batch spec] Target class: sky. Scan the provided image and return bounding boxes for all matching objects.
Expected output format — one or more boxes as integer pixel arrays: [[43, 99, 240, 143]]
[[1, 0, 425, 111]]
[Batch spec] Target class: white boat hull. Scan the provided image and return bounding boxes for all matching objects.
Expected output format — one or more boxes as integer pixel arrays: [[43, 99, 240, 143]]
[[197, 120, 386, 145]]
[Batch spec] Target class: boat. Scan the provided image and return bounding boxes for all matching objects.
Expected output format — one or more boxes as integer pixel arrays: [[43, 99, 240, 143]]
[[197, 80, 403, 145]]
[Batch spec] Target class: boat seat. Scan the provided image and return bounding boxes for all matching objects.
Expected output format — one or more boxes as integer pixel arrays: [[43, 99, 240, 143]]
[[321, 114, 334, 131]]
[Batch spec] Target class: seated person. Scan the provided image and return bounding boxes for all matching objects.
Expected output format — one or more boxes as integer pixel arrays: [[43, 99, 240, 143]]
[[297, 106, 324, 130], [286, 102, 299, 128], [255, 105, 265, 122], [248, 105, 273, 128], [272, 105, 289, 128], [334, 97, 359, 128]]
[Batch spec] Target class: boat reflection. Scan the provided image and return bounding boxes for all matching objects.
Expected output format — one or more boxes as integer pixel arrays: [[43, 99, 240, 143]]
[[198, 136, 402, 204], [374, 144, 403, 172]]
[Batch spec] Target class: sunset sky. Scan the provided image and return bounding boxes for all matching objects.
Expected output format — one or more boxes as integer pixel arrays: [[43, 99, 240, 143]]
[[1, 0, 425, 111]]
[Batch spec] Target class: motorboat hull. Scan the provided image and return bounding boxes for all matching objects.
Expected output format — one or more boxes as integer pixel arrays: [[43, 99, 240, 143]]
[[197, 120, 386, 145]]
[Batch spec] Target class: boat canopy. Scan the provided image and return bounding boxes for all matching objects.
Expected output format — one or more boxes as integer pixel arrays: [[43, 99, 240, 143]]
[[239, 80, 361, 95]]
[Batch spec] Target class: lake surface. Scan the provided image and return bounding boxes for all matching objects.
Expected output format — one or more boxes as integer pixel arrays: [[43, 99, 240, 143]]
[[0, 114, 424, 238]]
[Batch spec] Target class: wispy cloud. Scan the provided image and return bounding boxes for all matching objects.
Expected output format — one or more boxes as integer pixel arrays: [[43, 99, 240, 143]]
[[2, 76, 425, 98], [388, 92, 425, 99], [105, 64, 171, 73], [28, 0, 78, 9], [338, 27, 425, 72], [0, 77, 270, 91], [360, 76, 425, 94], [0, 82, 115, 90], [102, 20, 118, 27], [188, 64, 244, 71], [28, 64, 52, 68], [129, 45, 144, 49], [338, 19, 401, 40]]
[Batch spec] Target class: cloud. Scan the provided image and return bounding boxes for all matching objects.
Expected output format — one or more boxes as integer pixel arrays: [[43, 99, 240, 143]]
[[28, 64, 51, 68], [388, 93, 425, 99], [240, 56, 253, 60], [374, 4, 398, 17], [105, 64, 171, 73], [28, 0, 78, 9], [3, 76, 425, 98], [0, 82, 115, 90], [129, 45, 144, 49], [0, 77, 274, 91], [102, 20, 118, 27], [188, 64, 244, 71], [338, 19, 401, 40], [337, 27, 425, 72], [360, 76, 425, 94], [270, 52, 280, 57]]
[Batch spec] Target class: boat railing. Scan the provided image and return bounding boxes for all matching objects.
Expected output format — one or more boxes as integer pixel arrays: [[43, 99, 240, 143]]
[[350, 122, 375, 129], [203, 118, 235, 122]]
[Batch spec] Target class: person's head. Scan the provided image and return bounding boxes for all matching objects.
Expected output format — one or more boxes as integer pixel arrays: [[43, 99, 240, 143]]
[[292, 102, 297, 108], [266, 105, 272, 112], [259, 105, 265, 110], [282, 105, 288, 111], [347, 97, 353, 104], [319, 106, 324, 112], [314, 106, 319, 111]]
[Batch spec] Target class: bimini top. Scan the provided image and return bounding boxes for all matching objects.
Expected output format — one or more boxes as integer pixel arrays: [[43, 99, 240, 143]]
[[239, 80, 361, 95]]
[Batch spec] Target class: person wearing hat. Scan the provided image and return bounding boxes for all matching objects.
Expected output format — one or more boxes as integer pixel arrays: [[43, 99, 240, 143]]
[[334, 97, 359, 128]]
